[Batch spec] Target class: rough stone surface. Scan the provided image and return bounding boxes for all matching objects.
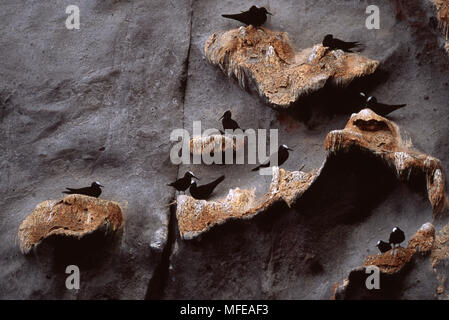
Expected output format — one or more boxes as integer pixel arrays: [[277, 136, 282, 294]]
[[433, 0, 449, 52], [0, 0, 190, 299], [176, 109, 447, 240], [325, 108, 448, 216], [176, 166, 315, 239], [18, 195, 124, 255], [166, 0, 449, 300], [333, 222, 436, 299], [205, 26, 379, 108], [1, 0, 449, 300]]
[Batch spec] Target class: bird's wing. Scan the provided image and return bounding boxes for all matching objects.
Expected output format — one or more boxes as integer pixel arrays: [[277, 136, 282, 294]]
[[376, 102, 407, 115], [379, 102, 406, 109], [334, 38, 361, 51], [221, 11, 251, 24], [202, 176, 225, 190]]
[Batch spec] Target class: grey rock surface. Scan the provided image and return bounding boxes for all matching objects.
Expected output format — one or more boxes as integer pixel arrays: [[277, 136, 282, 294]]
[[0, 0, 190, 299], [165, 0, 449, 299], [1, 0, 449, 299]]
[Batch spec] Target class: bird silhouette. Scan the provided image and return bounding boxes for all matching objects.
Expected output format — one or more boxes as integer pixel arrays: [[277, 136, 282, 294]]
[[222, 5, 272, 27], [389, 227, 405, 248], [364, 95, 406, 117], [376, 240, 392, 253], [168, 171, 199, 193], [62, 181, 103, 198], [322, 34, 362, 52], [220, 110, 242, 131], [251, 144, 292, 171], [189, 175, 225, 200]]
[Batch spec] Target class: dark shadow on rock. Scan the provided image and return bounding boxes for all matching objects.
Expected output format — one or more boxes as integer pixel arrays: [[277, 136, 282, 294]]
[[30, 227, 123, 274], [284, 68, 391, 128], [293, 148, 400, 227], [334, 255, 427, 300]]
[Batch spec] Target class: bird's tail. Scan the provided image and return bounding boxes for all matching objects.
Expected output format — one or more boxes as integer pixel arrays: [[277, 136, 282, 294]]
[[251, 165, 261, 172], [222, 14, 236, 19], [351, 42, 365, 52], [393, 104, 407, 110], [211, 175, 225, 188]]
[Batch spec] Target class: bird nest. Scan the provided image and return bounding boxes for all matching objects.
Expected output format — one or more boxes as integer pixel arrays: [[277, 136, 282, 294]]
[[189, 134, 244, 155], [324, 108, 448, 216], [176, 167, 316, 240], [18, 194, 124, 254], [332, 223, 435, 299], [363, 223, 435, 274], [204, 25, 379, 109]]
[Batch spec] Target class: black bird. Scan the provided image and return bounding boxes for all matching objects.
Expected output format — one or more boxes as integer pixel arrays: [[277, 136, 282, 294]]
[[168, 171, 199, 193], [189, 175, 225, 200], [251, 144, 292, 171], [376, 240, 392, 253], [322, 34, 362, 52], [389, 227, 405, 248], [222, 5, 272, 27], [220, 110, 242, 131], [365, 95, 406, 117], [63, 181, 104, 198]]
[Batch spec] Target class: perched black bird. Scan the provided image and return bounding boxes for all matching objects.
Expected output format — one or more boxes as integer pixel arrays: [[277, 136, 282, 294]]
[[220, 110, 242, 131], [376, 240, 392, 253], [168, 171, 199, 193], [389, 227, 405, 248], [322, 34, 362, 52], [251, 144, 292, 171], [222, 5, 272, 27], [63, 181, 104, 198], [365, 95, 406, 117], [189, 175, 225, 200]]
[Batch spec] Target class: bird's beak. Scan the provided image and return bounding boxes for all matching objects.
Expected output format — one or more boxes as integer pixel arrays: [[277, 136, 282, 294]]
[[219, 115, 224, 120], [267, 11, 273, 15], [192, 175, 200, 180], [287, 147, 293, 151], [99, 185, 104, 188]]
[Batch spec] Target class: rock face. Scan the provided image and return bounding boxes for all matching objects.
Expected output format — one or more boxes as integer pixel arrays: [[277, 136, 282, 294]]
[[18, 195, 124, 254], [333, 222, 435, 299], [176, 167, 316, 239], [189, 134, 243, 156], [204, 26, 379, 109], [1, 0, 449, 300], [176, 109, 447, 240], [325, 109, 448, 216], [433, 0, 449, 53], [0, 0, 190, 299]]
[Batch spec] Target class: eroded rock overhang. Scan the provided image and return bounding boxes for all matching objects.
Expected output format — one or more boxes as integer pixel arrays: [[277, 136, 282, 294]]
[[176, 109, 448, 240]]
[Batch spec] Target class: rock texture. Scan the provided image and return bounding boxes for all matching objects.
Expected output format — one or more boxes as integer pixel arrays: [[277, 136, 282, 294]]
[[433, 0, 449, 53], [176, 109, 447, 239], [18, 195, 124, 254], [1, 0, 449, 300], [176, 167, 316, 239], [189, 134, 243, 156], [333, 222, 435, 299], [205, 26, 379, 109], [325, 108, 448, 216], [0, 0, 190, 299]]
